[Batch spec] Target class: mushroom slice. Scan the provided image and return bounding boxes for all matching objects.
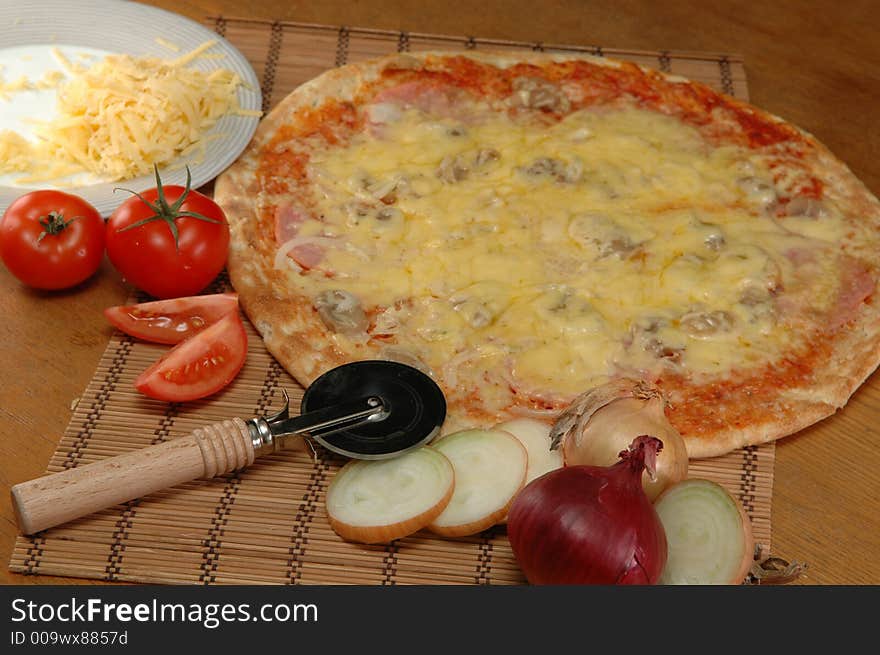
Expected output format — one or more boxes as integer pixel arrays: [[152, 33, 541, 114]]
[[680, 310, 735, 339], [511, 76, 571, 113], [436, 154, 469, 183], [736, 176, 777, 210], [314, 289, 368, 335], [475, 148, 501, 166], [568, 212, 635, 259], [784, 196, 828, 218], [449, 281, 511, 329]]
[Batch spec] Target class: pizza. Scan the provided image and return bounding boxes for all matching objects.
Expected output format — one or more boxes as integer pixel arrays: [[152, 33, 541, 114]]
[[214, 50, 880, 459]]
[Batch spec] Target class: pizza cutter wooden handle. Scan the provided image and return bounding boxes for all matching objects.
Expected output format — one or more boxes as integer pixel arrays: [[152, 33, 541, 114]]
[[11, 418, 254, 535]]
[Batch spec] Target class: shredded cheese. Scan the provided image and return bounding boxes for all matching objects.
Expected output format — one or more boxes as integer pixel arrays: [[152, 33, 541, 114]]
[[0, 130, 32, 173], [155, 37, 181, 52], [50, 47, 82, 75], [0, 75, 31, 99], [0, 68, 67, 99], [35, 70, 65, 89], [0, 41, 258, 183]]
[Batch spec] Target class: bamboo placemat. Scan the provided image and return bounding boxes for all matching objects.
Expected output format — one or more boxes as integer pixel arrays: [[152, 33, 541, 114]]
[[9, 18, 770, 585]]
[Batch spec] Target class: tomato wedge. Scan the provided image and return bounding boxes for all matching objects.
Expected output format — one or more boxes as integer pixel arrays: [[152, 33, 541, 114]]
[[135, 311, 248, 402], [104, 293, 239, 344]]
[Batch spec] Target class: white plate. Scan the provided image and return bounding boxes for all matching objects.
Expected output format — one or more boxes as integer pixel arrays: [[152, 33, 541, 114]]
[[0, 0, 262, 216]]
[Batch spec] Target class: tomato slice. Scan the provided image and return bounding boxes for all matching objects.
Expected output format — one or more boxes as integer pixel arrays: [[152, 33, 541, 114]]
[[135, 312, 248, 402], [104, 293, 239, 344]]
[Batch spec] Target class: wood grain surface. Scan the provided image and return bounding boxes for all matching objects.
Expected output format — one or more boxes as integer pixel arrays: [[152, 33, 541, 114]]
[[2, 0, 879, 585]]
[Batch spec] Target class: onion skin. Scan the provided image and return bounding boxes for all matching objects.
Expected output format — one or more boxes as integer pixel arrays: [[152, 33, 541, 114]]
[[733, 498, 756, 583], [551, 380, 689, 501], [507, 436, 668, 585]]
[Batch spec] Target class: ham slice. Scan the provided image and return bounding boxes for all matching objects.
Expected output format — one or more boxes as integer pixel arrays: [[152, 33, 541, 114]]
[[274, 203, 306, 242], [780, 248, 876, 332], [373, 81, 465, 119], [273, 203, 327, 270], [828, 257, 876, 331]]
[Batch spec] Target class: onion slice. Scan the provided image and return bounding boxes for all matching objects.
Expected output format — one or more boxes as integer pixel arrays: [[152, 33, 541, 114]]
[[325, 446, 454, 544], [428, 429, 527, 537], [495, 418, 563, 485], [655, 478, 755, 585]]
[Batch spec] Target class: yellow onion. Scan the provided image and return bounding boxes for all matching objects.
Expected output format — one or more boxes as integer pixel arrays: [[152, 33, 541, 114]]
[[549, 379, 688, 501]]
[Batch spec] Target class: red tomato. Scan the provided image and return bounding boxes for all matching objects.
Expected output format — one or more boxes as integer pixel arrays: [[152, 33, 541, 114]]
[[106, 169, 229, 299], [104, 292, 239, 344], [135, 311, 248, 402], [0, 190, 105, 290]]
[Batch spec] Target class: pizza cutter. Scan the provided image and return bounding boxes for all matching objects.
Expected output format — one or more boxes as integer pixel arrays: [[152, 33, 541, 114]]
[[11, 360, 447, 535]]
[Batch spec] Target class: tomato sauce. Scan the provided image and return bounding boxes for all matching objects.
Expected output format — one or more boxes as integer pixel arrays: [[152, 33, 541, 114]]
[[375, 55, 810, 151], [795, 176, 825, 199], [658, 337, 829, 440], [257, 101, 361, 195]]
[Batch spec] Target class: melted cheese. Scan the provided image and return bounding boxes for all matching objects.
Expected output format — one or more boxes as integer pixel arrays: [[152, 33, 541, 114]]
[[288, 105, 844, 402]]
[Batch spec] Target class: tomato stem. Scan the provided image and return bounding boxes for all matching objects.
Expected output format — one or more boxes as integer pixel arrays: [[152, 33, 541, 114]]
[[37, 211, 78, 244], [113, 165, 220, 250]]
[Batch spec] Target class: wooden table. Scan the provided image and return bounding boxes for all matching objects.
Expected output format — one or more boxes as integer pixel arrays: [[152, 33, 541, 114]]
[[2, 0, 878, 585]]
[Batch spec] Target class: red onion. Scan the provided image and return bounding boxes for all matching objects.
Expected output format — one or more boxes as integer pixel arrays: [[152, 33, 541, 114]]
[[507, 436, 668, 585]]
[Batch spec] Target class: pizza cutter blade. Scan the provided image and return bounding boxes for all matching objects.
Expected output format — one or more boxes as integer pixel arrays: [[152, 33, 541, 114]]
[[253, 360, 447, 459], [11, 360, 446, 535]]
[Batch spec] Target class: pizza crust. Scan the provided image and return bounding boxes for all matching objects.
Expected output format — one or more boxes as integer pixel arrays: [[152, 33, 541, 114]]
[[215, 50, 880, 459]]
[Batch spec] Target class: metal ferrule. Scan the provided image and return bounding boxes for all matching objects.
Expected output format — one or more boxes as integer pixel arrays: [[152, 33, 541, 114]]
[[245, 417, 278, 457]]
